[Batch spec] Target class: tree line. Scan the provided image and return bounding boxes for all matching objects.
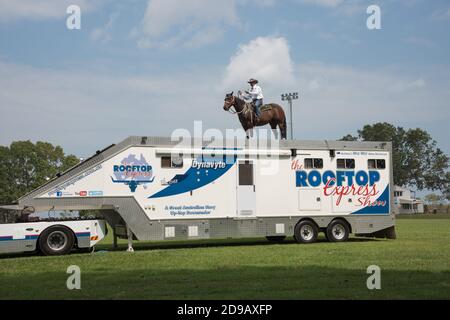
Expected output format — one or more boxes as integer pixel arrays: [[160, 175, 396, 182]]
[[341, 122, 449, 202], [0, 141, 79, 204]]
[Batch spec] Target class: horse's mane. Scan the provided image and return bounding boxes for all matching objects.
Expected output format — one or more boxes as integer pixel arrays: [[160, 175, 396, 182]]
[[233, 95, 245, 104]]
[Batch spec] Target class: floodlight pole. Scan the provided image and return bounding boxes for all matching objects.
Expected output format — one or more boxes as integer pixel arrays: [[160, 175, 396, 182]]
[[281, 92, 299, 140]]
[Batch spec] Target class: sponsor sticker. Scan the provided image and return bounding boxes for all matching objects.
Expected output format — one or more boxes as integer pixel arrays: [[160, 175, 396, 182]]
[[88, 191, 103, 197]]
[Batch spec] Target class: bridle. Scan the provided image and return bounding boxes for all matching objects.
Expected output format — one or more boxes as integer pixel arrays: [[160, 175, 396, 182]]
[[225, 95, 245, 115]]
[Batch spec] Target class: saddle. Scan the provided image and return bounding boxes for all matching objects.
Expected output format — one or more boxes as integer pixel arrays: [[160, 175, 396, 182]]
[[248, 102, 272, 113], [244, 103, 273, 125], [259, 104, 272, 112]]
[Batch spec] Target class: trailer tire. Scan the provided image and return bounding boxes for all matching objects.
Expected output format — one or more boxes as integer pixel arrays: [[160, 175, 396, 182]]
[[38, 226, 75, 256], [294, 220, 318, 244], [326, 219, 350, 242], [266, 236, 286, 243]]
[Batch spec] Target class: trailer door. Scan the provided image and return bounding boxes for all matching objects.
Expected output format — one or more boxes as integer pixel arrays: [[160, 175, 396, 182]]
[[237, 160, 256, 217]]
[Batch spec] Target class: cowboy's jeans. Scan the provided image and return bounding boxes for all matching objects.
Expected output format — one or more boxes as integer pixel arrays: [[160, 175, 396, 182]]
[[254, 99, 263, 117]]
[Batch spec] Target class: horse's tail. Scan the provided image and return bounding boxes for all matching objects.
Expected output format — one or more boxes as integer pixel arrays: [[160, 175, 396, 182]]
[[280, 117, 287, 139]]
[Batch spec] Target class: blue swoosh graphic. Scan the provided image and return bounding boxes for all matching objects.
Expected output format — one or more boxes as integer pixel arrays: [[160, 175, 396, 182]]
[[149, 155, 237, 198], [351, 185, 390, 214]]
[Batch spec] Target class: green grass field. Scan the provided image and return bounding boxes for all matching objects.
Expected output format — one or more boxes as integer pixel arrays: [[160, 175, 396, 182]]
[[1, 217, 449, 300]]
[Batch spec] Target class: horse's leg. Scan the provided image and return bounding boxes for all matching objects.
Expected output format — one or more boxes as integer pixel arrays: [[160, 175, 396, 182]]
[[278, 118, 287, 140], [268, 106, 288, 139], [247, 127, 254, 139], [243, 125, 251, 139], [270, 122, 278, 139]]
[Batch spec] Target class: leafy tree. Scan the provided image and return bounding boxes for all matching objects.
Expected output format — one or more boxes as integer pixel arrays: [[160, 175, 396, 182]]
[[423, 193, 444, 205], [341, 122, 449, 194], [0, 141, 79, 204], [445, 172, 450, 201], [340, 134, 358, 141]]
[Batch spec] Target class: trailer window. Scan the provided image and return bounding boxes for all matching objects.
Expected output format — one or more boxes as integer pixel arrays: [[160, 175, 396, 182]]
[[304, 158, 323, 169], [337, 158, 355, 169], [368, 159, 386, 169], [377, 159, 386, 169], [239, 161, 254, 186], [161, 156, 183, 168]]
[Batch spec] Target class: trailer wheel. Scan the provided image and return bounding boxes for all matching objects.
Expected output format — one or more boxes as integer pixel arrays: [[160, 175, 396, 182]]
[[266, 236, 286, 243], [294, 220, 318, 244], [326, 219, 350, 242], [38, 226, 75, 256]]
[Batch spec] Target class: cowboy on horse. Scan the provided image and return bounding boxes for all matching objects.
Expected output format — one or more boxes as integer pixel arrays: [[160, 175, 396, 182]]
[[239, 78, 264, 119], [223, 79, 288, 139]]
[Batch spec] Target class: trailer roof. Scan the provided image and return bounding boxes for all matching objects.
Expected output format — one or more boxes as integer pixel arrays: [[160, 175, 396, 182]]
[[126, 136, 391, 151]]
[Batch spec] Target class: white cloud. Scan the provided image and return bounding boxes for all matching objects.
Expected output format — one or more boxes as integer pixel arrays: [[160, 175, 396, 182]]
[[295, 62, 449, 143], [239, 0, 276, 7], [135, 0, 277, 49], [391, 77, 427, 91], [90, 13, 119, 44], [410, 78, 427, 88], [0, 0, 103, 22], [0, 59, 231, 156], [318, 32, 361, 45], [299, 0, 343, 8], [137, 0, 239, 49], [430, 7, 450, 21], [297, 0, 367, 16], [403, 36, 435, 47], [222, 36, 295, 96]]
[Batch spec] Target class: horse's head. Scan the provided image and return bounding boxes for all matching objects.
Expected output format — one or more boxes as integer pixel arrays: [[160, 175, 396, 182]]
[[223, 91, 235, 111]]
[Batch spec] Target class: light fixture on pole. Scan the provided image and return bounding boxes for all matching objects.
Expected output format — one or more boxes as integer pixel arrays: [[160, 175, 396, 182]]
[[281, 92, 299, 140]]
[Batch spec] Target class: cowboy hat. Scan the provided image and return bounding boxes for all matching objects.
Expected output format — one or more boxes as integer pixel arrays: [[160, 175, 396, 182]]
[[248, 78, 258, 84]]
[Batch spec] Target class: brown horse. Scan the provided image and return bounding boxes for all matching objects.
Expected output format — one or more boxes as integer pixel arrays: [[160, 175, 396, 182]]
[[223, 92, 287, 139]]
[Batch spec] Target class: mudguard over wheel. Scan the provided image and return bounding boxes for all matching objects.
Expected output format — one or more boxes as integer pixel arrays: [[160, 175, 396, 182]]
[[38, 226, 75, 256], [326, 219, 350, 242], [294, 220, 318, 244]]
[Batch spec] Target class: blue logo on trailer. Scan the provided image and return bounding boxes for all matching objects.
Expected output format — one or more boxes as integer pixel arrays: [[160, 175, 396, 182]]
[[111, 154, 155, 193], [149, 152, 237, 198], [295, 169, 389, 215], [296, 170, 380, 187]]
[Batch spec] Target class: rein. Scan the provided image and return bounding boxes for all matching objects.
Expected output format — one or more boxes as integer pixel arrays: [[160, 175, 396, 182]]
[[226, 96, 252, 116], [227, 107, 245, 115]]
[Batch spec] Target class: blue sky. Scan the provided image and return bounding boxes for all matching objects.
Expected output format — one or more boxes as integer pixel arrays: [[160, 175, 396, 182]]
[[0, 0, 449, 160]]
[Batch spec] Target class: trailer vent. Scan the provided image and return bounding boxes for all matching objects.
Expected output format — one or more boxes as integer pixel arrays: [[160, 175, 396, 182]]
[[275, 224, 285, 234], [188, 226, 198, 237], [164, 226, 175, 238]]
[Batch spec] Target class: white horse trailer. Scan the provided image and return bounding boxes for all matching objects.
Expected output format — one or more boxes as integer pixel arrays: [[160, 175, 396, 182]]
[[1, 136, 396, 255]]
